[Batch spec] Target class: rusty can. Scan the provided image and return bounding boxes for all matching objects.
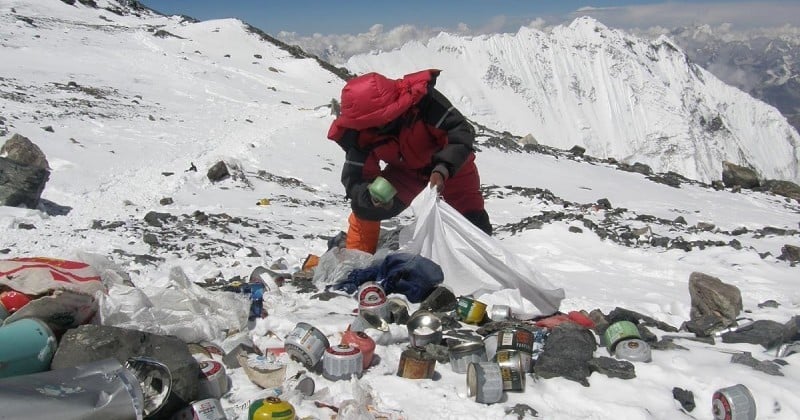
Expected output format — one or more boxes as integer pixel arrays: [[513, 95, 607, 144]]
[[249, 396, 295, 420], [173, 398, 227, 420], [448, 340, 488, 374], [284, 322, 329, 369], [397, 346, 436, 379], [198, 360, 229, 400], [495, 350, 526, 391], [341, 329, 376, 369], [322, 344, 363, 381], [466, 362, 504, 404], [456, 296, 487, 324]]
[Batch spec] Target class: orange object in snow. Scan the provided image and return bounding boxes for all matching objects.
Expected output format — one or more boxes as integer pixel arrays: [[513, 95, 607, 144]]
[[0, 290, 32, 313], [345, 213, 381, 254], [301, 254, 320, 271], [535, 311, 595, 329]]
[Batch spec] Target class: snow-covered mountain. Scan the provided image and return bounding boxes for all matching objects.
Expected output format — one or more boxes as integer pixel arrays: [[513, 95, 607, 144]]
[[2, 2, 800, 420], [666, 24, 800, 135], [345, 18, 800, 185]]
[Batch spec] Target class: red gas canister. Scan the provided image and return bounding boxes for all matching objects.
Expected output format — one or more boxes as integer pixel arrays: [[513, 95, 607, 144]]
[[341, 329, 376, 369]]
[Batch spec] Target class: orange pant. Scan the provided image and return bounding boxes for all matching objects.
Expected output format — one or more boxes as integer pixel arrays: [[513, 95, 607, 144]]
[[346, 212, 381, 254]]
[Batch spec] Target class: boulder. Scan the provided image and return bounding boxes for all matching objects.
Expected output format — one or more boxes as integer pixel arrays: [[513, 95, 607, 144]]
[[0, 157, 49, 208], [688, 272, 742, 326], [52, 324, 200, 419], [721, 161, 759, 189], [761, 179, 800, 202], [206, 160, 229, 182], [720, 319, 786, 349], [779, 244, 800, 263], [672, 387, 695, 412], [533, 323, 597, 386], [1, 134, 50, 169], [588, 356, 635, 380]]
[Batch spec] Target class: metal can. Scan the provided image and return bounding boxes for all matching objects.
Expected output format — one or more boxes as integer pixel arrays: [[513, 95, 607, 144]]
[[397, 346, 436, 379], [603, 321, 641, 353], [489, 305, 512, 322], [712, 384, 756, 420], [466, 362, 504, 404], [341, 329, 376, 369], [495, 328, 535, 372], [407, 311, 443, 348], [284, 322, 329, 369], [449, 340, 488, 374], [456, 296, 487, 324], [249, 396, 295, 420], [357, 282, 389, 320], [322, 344, 363, 381], [198, 360, 230, 399], [494, 350, 526, 391], [173, 398, 228, 420], [283, 371, 315, 397], [614, 339, 652, 363]]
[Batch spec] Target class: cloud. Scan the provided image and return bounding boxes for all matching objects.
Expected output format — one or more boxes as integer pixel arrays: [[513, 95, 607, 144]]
[[572, 1, 800, 31], [276, 2, 799, 64]]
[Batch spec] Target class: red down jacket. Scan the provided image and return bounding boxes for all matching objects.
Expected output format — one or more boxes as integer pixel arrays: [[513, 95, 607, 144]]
[[327, 69, 486, 222]]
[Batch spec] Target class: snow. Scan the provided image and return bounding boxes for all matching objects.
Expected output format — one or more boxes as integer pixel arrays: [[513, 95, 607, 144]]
[[1, 1, 799, 419]]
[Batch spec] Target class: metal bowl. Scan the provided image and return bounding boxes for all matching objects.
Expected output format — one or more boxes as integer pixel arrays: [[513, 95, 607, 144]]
[[407, 311, 443, 347]]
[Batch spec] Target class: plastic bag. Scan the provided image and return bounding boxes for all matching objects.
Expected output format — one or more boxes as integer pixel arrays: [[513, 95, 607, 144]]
[[400, 188, 565, 318], [312, 247, 375, 286]]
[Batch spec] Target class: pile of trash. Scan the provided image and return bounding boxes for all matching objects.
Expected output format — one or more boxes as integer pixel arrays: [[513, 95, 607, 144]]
[[2, 244, 798, 419]]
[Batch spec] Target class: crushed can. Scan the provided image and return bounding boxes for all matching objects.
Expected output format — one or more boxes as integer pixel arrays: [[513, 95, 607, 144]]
[[0, 318, 57, 379], [0, 358, 145, 420], [249, 396, 295, 420]]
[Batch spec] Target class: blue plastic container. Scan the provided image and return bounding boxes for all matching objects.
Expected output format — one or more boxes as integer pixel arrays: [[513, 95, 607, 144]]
[[0, 318, 57, 379]]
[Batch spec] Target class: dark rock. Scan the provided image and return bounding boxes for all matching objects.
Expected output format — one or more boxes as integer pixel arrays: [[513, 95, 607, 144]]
[[688, 272, 742, 325], [696, 222, 715, 231], [682, 313, 729, 337], [160, 197, 174, 205], [606, 307, 679, 332], [650, 338, 690, 351], [588, 309, 609, 335], [757, 300, 780, 309], [386, 299, 410, 324], [17, 222, 35, 230], [568, 226, 583, 233], [730, 352, 783, 376], [722, 161, 760, 189], [52, 325, 200, 419], [588, 356, 636, 380], [721, 319, 786, 349], [761, 179, 800, 202], [568, 145, 586, 156], [672, 387, 695, 412], [505, 404, 539, 419], [144, 210, 173, 227], [0, 157, 50, 208], [619, 162, 652, 175], [143, 233, 159, 246], [596, 198, 612, 209], [731, 226, 748, 236], [310, 291, 342, 301], [636, 325, 658, 344], [729, 239, 742, 250], [711, 180, 725, 190], [207, 161, 230, 182], [419, 286, 457, 312], [779, 245, 800, 262], [533, 323, 597, 386], [784, 316, 800, 342], [41, 125, 54, 132], [422, 343, 450, 363], [673, 216, 687, 225], [1, 134, 49, 169]]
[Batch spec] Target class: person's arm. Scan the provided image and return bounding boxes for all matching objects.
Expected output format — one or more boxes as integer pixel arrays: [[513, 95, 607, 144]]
[[419, 88, 475, 182], [338, 129, 405, 220]]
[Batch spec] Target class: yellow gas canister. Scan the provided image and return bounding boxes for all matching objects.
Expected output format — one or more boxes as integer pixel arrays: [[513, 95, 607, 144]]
[[249, 397, 295, 420]]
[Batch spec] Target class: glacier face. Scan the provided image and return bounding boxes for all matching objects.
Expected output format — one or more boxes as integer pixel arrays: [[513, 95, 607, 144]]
[[345, 17, 800, 184]]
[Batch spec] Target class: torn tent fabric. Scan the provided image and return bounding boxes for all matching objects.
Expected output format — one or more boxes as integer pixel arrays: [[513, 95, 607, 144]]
[[400, 188, 565, 319]]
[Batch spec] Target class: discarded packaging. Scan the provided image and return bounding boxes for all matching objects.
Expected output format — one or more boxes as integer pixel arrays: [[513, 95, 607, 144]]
[[0, 318, 57, 379], [237, 352, 287, 389], [0, 358, 145, 420], [173, 398, 228, 420]]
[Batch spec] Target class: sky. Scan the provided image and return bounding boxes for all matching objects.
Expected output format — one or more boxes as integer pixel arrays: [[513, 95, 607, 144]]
[[2, 1, 800, 419], [139, 0, 800, 36]]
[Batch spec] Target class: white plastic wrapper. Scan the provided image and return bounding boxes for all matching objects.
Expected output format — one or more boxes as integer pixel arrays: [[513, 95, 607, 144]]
[[312, 247, 375, 286], [98, 266, 248, 343]]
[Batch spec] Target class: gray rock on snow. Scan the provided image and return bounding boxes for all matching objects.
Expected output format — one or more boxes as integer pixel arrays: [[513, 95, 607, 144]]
[[533, 323, 597, 387], [52, 324, 200, 419], [688, 272, 742, 326], [722, 161, 760, 189], [721, 319, 788, 349], [730, 352, 783, 376]]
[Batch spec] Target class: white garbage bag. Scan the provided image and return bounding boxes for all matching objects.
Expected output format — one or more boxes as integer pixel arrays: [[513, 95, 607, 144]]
[[400, 188, 565, 319]]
